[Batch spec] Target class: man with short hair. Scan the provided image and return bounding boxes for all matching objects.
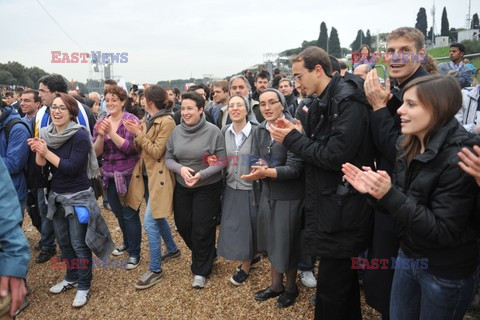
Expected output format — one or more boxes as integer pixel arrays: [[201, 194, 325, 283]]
[[229, 75, 263, 122], [252, 72, 270, 101], [67, 88, 78, 96], [4, 92, 15, 106], [353, 64, 372, 80], [338, 59, 348, 76], [165, 87, 181, 111], [208, 80, 230, 128], [269, 46, 374, 318], [438, 43, 472, 88], [20, 90, 41, 124], [363, 26, 429, 318], [278, 78, 298, 116], [0, 105, 31, 218]]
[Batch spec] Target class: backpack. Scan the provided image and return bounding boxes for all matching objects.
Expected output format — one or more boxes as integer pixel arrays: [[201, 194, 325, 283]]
[[5, 118, 32, 144]]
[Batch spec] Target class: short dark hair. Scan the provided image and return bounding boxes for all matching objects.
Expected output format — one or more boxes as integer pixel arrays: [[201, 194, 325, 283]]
[[329, 55, 341, 74], [14, 87, 24, 95], [22, 89, 41, 103], [181, 91, 205, 109], [256, 71, 270, 82], [104, 79, 117, 85], [292, 46, 332, 77], [450, 43, 466, 53], [54, 93, 79, 118], [38, 74, 68, 93], [338, 59, 348, 70], [5, 91, 14, 98], [104, 85, 128, 101]]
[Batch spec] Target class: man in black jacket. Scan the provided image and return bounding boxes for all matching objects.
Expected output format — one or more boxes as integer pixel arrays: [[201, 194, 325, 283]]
[[362, 27, 429, 318], [270, 46, 374, 319]]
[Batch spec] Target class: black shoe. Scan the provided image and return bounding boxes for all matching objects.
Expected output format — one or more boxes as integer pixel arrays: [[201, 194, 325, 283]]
[[276, 288, 299, 308], [230, 269, 249, 286], [236, 255, 261, 272], [254, 287, 284, 301], [34, 241, 42, 252], [36, 249, 56, 263]]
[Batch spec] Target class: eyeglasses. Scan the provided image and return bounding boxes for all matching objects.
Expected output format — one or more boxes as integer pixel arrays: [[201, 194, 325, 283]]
[[259, 100, 280, 108], [51, 106, 68, 112], [293, 70, 310, 82]]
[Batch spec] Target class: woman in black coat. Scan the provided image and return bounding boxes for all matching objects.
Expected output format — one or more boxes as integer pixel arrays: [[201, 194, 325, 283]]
[[343, 75, 480, 319]]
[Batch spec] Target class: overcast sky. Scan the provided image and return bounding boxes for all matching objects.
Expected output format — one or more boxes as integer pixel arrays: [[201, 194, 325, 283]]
[[1, 0, 477, 84]]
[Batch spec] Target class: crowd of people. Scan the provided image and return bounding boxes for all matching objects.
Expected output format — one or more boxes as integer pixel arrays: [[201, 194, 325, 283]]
[[1, 26, 480, 320]]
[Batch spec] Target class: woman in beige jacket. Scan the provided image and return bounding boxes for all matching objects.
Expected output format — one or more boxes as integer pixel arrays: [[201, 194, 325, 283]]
[[124, 85, 180, 290]]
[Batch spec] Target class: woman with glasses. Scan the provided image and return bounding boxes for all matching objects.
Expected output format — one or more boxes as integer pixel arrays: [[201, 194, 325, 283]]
[[93, 85, 141, 270], [217, 95, 260, 286], [242, 88, 304, 308], [28, 93, 113, 308]]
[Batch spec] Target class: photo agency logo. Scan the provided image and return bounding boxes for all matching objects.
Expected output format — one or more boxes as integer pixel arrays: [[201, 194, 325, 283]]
[[351, 51, 428, 64], [51, 51, 128, 63]]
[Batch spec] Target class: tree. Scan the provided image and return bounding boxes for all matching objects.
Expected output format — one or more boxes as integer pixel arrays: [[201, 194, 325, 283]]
[[441, 7, 450, 37], [415, 7, 428, 37], [317, 22, 329, 51], [427, 27, 434, 42], [365, 30, 372, 47], [0, 70, 16, 85], [350, 29, 365, 51], [472, 13, 479, 29], [328, 27, 341, 58]]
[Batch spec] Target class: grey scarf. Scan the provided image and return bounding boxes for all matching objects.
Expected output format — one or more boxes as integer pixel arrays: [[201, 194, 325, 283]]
[[39, 121, 100, 179], [146, 108, 174, 132]]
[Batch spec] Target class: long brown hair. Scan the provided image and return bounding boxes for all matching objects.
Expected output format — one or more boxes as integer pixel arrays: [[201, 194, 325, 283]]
[[401, 75, 462, 162]]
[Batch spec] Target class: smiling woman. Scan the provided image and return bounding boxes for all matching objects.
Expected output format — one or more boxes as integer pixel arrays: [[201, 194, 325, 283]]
[[165, 91, 227, 289], [92, 85, 142, 270], [343, 75, 480, 319]]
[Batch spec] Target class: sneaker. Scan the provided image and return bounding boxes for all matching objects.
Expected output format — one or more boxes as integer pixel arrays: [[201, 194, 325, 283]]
[[161, 250, 181, 263], [192, 275, 206, 289], [14, 297, 29, 317], [126, 256, 140, 270], [300, 271, 317, 288], [49, 280, 78, 294], [135, 269, 163, 290], [112, 244, 128, 256], [230, 269, 249, 286], [236, 255, 261, 272], [36, 249, 56, 263], [72, 289, 90, 308]]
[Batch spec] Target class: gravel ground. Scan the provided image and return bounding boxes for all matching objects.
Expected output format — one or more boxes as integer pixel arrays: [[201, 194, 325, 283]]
[[16, 199, 404, 320]]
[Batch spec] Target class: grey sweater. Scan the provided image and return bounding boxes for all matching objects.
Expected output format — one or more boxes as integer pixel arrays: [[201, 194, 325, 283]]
[[166, 113, 226, 188], [222, 122, 258, 190]]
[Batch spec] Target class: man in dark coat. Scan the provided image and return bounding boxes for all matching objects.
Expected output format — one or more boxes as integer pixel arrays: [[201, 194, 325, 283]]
[[269, 46, 374, 320], [363, 26, 429, 318]]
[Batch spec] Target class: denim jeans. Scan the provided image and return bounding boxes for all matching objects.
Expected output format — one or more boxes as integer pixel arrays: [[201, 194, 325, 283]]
[[52, 203, 92, 290], [37, 188, 56, 252], [107, 179, 141, 258], [143, 177, 177, 273], [390, 250, 478, 320]]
